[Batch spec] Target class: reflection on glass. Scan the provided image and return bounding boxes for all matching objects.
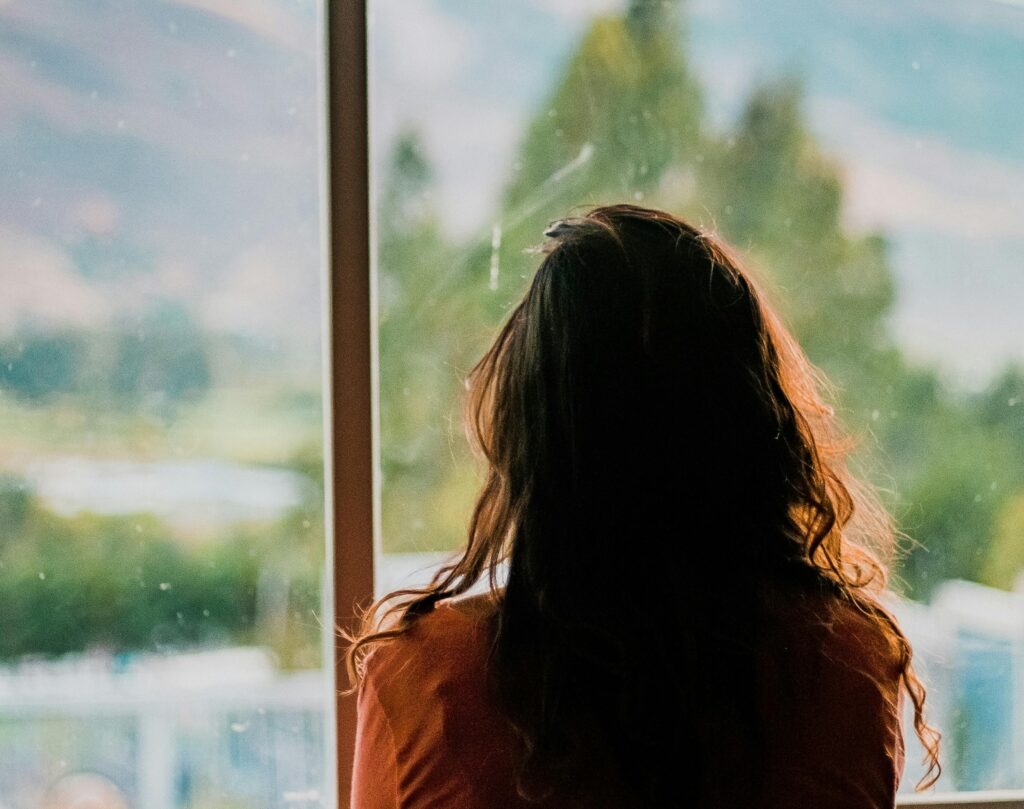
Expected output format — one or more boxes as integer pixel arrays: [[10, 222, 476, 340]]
[[0, 1, 329, 806], [371, 0, 1024, 793]]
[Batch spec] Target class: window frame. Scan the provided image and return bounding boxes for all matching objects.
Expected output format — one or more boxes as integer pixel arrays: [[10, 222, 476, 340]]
[[898, 794, 1024, 808], [326, 0, 375, 805], [325, 2, 1013, 807]]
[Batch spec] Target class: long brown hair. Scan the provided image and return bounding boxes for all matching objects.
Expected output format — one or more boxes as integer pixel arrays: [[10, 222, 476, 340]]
[[347, 204, 940, 802]]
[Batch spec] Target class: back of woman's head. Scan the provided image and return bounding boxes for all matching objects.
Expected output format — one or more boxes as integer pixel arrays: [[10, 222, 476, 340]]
[[476, 206, 833, 597], [349, 204, 938, 803]]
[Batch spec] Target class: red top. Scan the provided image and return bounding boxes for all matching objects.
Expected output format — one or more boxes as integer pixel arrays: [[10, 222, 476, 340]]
[[351, 592, 906, 808]]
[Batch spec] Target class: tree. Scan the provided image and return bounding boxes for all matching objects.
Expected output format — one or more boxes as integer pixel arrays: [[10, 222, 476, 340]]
[[111, 300, 211, 407], [376, 131, 480, 552], [482, 0, 705, 324], [0, 330, 84, 402], [697, 79, 895, 377]]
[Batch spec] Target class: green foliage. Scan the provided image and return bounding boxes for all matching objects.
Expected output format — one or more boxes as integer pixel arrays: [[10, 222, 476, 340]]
[[982, 492, 1024, 590], [698, 79, 894, 369], [502, 4, 702, 215], [0, 478, 321, 665], [491, 4, 704, 320], [376, 132, 481, 552], [0, 300, 213, 410], [111, 300, 212, 406], [0, 331, 84, 402], [373, 5, 1024, 602]]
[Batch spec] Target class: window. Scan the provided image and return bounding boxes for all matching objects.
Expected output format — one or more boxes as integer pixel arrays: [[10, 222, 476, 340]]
[[370, 0, 1024, 803], [4, 0, 1022, 806], [0, 1, 333, 806]]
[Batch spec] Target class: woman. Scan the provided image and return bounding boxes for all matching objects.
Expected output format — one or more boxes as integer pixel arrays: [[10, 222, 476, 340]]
[[347, 205, 940, 807]]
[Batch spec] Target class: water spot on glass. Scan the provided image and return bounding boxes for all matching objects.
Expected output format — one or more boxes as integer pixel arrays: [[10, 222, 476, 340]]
[[914, 139, 922, 149], [287, 106, 297, 116], [633, 191, 644, 201], [301, 519, 311, 529], [784, 217, 792, 228], [230, 720, 250, 733], [412, 518, 425, 530], [1009, 397, 1019, 407], [489, 223, 502, 292], [176, 611, 184, 624], [159, 582, 172, 591], [240, 152, 250, 162], [38, 572, 46, 580], [135, 523, 143, 533], [89, 89, 99, 100], [871, 409, 880, 421], [227, 48, 237, 58], [117, 119, 125, 129], [168, 21, 178, 34], [6, 363, 12, 371], [547, 108, 557, 118], [911, 60, 921, 70], [202, 609, 210, 617], [990, 481, 998, 491], [257, 707, 267, 715], [724, 205, 733, 215], [31, 197, 42, 208]]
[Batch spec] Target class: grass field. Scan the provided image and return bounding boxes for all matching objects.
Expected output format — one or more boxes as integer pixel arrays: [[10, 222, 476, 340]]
[[0, 385, 323, 469]]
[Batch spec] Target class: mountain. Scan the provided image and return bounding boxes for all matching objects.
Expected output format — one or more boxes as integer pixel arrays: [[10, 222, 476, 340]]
[[0, 0, 322, 349]]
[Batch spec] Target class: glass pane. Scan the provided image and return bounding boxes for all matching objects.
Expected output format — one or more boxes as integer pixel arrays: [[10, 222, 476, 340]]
[[0, 1, 331, 806], [371, 0, 1024, 794]]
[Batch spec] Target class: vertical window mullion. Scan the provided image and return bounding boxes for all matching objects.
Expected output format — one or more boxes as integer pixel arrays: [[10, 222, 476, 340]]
[[326, 0, 374, 806]]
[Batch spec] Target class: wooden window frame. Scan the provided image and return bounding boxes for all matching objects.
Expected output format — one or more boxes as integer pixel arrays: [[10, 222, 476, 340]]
[[327, 0, 375, 805], [899, 795, 1024, 808], [323, 2, 1017, 807]]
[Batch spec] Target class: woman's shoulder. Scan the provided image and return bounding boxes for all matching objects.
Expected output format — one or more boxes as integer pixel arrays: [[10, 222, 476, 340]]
[[763, 580, 904, 692], [758, 584, 908, 803], [361, 594, 498, 706]]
